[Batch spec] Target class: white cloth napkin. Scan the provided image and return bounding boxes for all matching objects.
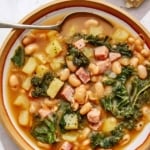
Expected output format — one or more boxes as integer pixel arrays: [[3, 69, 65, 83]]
[[141, 10, 150, 32], [0, 1, 150, 150]]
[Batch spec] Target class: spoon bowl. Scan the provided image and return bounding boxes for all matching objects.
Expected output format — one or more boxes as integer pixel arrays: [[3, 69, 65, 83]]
[[0, 12, 113, 31]]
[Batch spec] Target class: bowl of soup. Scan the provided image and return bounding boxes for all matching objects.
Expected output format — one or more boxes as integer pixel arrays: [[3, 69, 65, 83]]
[[0, 0, 150, 150]]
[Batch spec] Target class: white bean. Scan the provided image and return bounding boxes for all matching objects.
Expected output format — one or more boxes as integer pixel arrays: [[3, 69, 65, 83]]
[[71, 102, 79, 111], [142, 106, 150, 121], [68, 74, 81, 87], [119, 57, 130, 66], [135, 121, 144, 131], [104, 86, 112, 96], [82, 127, 91, 138], [60, 68, 70, 81], [25, 43, 39, 55], [80, 102, 92, 115], [94, 82, 104, 98], [120, 134, 130, 146], [130, 57, 139, 67], [74, 85, 86, 104], [112, 61, 122, 74], [88, 63, 100, 75], [84, 19, 98, 27], [22, 34, 35, 46], [82, 139, 90, 146], [86, 90, 98, 102], [141, 48, 150, 57], [135, 52, 144, 64], [66, 59, 77, 72], [37, 141, 51, 149], [9, 74, 19, 88], [137, 65, 147, 79]]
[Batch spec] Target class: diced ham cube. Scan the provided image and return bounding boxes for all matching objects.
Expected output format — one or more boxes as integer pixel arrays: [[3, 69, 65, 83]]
[[75, 67, 90, 84], [73, 38, 85, 49], [94, 46, 109, 60], [60, 85, 74, 102], [109, 52, 121, 62], [87, 108, 101, 124], [59, 141, 73, 150], [38, 108, 51, 119], [96, 59, 111, 74], [89, 121, 102, 131]]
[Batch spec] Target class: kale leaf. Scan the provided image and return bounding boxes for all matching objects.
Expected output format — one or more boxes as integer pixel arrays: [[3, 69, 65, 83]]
[[101, 66, 143, 120], [91, 125, 124, 148], [67, 44, 89, 67], [72, 33, 133, 57], [72, 33, 111, 48], [11, 46, 25, 67], [31, 72, 54, 98], [110, 43, 133, 57], [31, 115, 56, 144]]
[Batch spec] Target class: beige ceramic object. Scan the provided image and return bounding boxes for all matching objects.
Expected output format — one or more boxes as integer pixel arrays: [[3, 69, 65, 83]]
[[0, 0, 150, 150]]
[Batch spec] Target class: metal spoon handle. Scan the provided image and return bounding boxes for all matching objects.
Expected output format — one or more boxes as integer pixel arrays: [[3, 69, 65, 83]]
[[0, 22, 59, 30]]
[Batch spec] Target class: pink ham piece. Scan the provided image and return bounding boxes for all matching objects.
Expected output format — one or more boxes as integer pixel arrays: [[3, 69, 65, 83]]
[[59, 141, 73, 150], [109, 52, 121, 62], [89, 121, 102, 131], [87, 108, 101, 124], [38, 108, 51, 119], [60, 85, 74, 102], [73, 38, 85, 49], [75, 67, 90, 84], [94, 45, 109, 60], [96, 59, 111, 74]]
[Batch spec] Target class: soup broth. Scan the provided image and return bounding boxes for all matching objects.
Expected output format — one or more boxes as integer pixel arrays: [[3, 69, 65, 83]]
[[7, 13, 150, 150]]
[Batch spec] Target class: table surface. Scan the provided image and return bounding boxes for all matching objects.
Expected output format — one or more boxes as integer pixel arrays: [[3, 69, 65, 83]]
[[0, 0, 150, 150]]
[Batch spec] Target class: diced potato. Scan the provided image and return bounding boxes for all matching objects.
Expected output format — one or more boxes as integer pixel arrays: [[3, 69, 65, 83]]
[[45, 40, 62, 57], [62, 132, 79, 142], [112, 28, 129, 43], [47, 78, 64, 98], [22, 57, 38, 75], [36, 65, 49, 77], [63, 113, 78, 130], [89, 26, 103, 36], [82, 47, 94, 58], [33, 52, 47, 64], [50, 57, 65, 72], [14, 94, 29, 109], [102, 117, 117, 132], [18, 109, 29, 126], [22, 77, 32, 91]]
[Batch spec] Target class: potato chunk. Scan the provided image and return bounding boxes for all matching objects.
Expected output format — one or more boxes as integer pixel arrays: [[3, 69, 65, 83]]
[[63, 113, 78, 130], [47, 78, 64, 98], [46, 40, 62, 57], [22, 57, 38, 75], [112, 28, 129, 43], [14, 94, 29, 109], [102, 117, 117, 132], [18, 109, 29, 126], [22, 77, 32, 91]]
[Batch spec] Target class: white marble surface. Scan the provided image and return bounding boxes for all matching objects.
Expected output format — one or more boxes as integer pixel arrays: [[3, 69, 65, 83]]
[[0, 0, 150, 150]]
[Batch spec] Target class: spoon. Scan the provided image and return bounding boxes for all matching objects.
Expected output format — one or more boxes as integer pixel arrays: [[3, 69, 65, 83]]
[[0, 12, 113, 31]]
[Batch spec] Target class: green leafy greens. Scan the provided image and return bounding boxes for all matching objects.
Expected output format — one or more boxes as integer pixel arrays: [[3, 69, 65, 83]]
[[11, 46, 25, 67], [31, 72, 54, 97], [91, 65, 150, 148], [72, 33, 133, 58], [31, 115, 56, 144], [67, 44, 90, 67]]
